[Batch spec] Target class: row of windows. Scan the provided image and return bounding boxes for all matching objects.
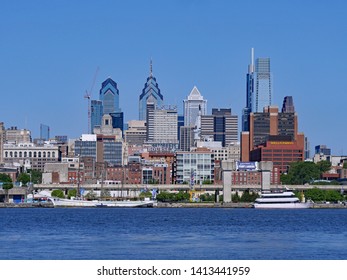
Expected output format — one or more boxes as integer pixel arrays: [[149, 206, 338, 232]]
[[5, 151, 56, 158]]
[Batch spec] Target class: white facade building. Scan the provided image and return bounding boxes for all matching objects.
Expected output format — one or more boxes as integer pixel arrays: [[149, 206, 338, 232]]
[[183, 86, 207, 127]]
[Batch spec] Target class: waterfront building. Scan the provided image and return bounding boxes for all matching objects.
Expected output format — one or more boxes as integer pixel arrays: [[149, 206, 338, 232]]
[[3, 142, 60, 171], [91, 100, 103, 134], [175, 148, 214, 185], [139, 60, 163, 121], [99, 78, 120, 115], [201, 108, 238, 147], [5, 126, 31, 144], [242, 48, 273, 131], [241, 103, 305, 173], [183, 86, 207, 127], [0, 122, 5, 164]]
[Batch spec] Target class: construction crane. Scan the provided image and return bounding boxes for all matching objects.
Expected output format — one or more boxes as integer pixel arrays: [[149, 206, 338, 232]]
[[84, 67, 99, 133]]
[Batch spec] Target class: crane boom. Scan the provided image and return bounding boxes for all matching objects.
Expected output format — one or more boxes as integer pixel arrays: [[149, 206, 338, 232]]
[[84, 67, 99, 133]]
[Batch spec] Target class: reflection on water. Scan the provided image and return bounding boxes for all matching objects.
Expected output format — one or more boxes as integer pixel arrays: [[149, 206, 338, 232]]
[[0, 208, 346, 260]]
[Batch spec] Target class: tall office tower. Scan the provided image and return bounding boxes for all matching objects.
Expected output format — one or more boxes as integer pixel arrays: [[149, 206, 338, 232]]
[[0, 122, 5, 163], [139, 60, 163, 121], [240, 105, 305, 173], [99, 78, 120, 114], [201, 108, 238, 147], [304, 137, 310, 160], [40, 124, 50, 140], [146, 105, 178, 143], [90, 100, 103, 133], [177, 115, 185, 142], [282, 96, 295, 113], [146, 96, 156, 141], [242, 48, 273, 131], [179, 126, 194, 151], [183, 86, 207, 127], [110, 112, 124, 132]]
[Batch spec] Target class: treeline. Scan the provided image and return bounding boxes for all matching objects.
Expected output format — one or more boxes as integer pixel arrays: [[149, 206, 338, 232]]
[[280, 161, 336, 185]]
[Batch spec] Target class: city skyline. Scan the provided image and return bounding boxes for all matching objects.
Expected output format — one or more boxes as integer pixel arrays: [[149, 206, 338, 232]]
[[1, 0, 347, 155]]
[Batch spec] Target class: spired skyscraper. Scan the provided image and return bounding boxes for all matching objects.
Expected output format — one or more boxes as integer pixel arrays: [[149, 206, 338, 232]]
[[183, 86, 207, 127], [139, 60, 163, 121], [242, 48, 273, 131]]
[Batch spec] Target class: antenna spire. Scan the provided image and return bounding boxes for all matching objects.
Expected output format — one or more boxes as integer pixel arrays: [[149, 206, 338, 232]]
[[150, 58, 153, 77], [248, 48, 255, 73]]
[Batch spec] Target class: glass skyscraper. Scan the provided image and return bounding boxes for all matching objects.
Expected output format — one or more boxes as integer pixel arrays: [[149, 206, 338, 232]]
[[99, 78, 120, 114], [242, 48, 272, 131], [40, 124, 50, 140], [183, 86, 207, 127], [139, 61, 163, 121], [90, 100, 103, 133]]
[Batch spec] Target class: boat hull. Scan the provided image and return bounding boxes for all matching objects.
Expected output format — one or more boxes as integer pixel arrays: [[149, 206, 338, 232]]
[[49, 198, 155, 208], [253, 202, 312, 209]]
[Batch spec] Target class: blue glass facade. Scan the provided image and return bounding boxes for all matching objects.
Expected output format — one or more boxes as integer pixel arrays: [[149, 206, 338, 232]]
[[242, 51, 272, 131], [110, 112, 124, 132], [40, 124, 50, 140], [91, 100, 103, 133], [139, 74, 163, 121], [99, 78, 120, 115]]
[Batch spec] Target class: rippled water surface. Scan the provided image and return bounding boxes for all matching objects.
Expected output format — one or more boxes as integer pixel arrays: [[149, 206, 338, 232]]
[[0, 208, 346, 259]]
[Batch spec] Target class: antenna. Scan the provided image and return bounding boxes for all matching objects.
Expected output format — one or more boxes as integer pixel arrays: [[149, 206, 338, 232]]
[[150, 58, 153, 77], [84, 67, 99, 133], [248, 48, 255, 73]]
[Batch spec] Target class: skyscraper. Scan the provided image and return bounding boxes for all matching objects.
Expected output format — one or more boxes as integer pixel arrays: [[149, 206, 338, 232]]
[[99, 78, 120, 114], [139, 60, 163, 121], [183, 86, 207, 127], [90, 100, 103, 133], [40, 124, 50, 141], [240, 105, 305, 173], [242, 48, 273, 131], [282, 96, 295, 113], [201, 108, 238, 147]]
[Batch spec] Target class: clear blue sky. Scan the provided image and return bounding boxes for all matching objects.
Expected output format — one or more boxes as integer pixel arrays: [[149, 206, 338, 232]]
[[1, 0, 346, 155]]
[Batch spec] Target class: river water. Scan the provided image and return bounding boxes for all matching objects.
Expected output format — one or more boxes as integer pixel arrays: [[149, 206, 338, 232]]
[[0, 208, 346, 260]]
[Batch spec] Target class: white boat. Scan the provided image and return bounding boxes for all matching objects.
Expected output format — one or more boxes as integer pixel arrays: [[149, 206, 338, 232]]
[[253, 190, 312, 209], [48, 197, 156, 208]]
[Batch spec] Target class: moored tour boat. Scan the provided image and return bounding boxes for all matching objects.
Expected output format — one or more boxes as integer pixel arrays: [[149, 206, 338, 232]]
[[48, 197, 156, 208], [253, 189, 312, 209]]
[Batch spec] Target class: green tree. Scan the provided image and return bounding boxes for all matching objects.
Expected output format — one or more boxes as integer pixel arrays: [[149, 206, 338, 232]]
[[85, 190, 97, 200], [281, 161, 320, 185], [51, 189, 65, 198], [139, 191, 152, 199], [316, 160, 332, 174], [67, 189, 77, 199], [0, 174, 13, 202], [232, 191, 240, 202], [17, 173, 31, 186], [28, 169, 42, 184]]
